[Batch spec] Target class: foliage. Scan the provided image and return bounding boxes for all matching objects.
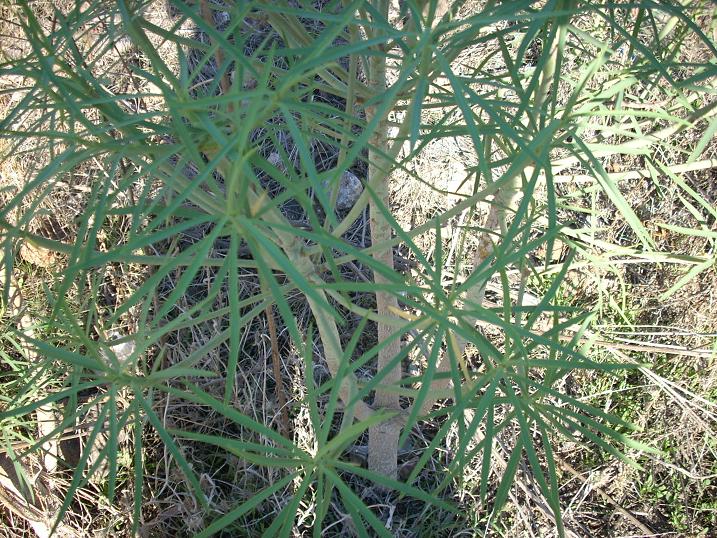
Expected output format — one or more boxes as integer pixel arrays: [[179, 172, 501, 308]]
[[0, 0, 715, 535]]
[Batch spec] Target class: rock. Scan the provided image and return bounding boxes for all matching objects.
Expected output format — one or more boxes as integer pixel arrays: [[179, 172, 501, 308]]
[[267, 152, 287, 173], [266, 156, 363, 213], [323, 170, 363, 212]]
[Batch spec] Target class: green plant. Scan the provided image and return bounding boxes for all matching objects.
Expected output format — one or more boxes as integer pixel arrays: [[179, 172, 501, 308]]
[[1, 0, 715, 535]]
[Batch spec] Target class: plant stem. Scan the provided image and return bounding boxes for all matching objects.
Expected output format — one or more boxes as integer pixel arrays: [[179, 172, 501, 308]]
[[366, 0, 401, 481]]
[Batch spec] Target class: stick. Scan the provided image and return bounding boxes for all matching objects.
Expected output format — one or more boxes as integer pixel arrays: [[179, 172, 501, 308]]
[[266, 304, 291, 439]]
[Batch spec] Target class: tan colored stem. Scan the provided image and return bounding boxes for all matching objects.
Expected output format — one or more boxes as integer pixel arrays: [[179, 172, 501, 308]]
[[366, 0, 401, 481]]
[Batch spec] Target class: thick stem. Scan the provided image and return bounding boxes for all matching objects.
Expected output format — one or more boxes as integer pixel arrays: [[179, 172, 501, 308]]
[[367, 193, 402, 478], [366, 0, 401, 481]]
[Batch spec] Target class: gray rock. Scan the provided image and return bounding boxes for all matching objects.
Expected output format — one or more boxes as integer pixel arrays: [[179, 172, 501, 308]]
[[324, 170, 363, 212], [267, 152, 287, 173]]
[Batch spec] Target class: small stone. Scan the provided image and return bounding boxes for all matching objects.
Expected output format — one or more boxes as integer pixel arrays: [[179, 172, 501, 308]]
[[267, 152, 287, 173], [323, 170, 363, 212]]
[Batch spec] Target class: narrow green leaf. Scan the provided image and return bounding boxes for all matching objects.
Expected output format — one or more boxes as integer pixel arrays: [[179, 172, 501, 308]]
[[197, 472, 299, 538], [138, 395, 208, 509]]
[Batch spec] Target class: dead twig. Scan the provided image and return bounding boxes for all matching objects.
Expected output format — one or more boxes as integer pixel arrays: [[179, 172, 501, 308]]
[[556, 455, 656, 536], [266, 304, 290, 438]]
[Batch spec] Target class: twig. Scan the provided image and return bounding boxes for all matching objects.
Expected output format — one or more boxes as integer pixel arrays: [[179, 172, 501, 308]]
[[553, 158, 717, 184], [265, 304, 290, 439], [0, 479, 59, 538], [555, 455, 656, 536], [572, 335, 716, 359]]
